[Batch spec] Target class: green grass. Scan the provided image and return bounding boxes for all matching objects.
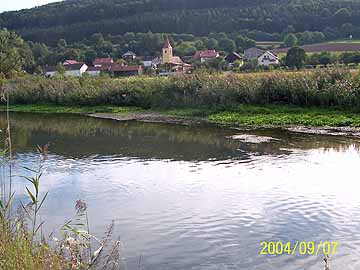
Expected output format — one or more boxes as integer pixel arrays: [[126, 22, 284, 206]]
[[0, 104, 143, 114], [3, 104, 360, 128], [162, 105, 360, 127], [0, 226, 66, 270]]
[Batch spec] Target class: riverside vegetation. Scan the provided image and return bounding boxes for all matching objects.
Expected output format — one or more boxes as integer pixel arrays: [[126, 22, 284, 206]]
[[0, 94, 122, 269], [3, 69, 360, 128]]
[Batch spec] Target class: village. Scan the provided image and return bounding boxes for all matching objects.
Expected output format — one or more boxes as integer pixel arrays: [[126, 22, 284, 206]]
[[43, 36, 280, 77]]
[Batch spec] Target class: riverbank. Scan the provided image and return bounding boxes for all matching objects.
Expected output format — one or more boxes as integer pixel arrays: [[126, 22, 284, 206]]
[[3, 104, 360, 136], [4, 69, 360, 110]]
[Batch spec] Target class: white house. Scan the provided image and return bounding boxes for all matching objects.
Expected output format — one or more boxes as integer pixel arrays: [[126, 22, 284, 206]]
[[257, 51, 279, 67], [122, 51, 137, 61], [142, 57, 161, 68], [64, 63, 88, 77]]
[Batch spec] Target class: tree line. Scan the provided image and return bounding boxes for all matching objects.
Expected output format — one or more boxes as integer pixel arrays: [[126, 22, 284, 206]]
[[0, 0, 360, 45], [1, 28, 360, 78]]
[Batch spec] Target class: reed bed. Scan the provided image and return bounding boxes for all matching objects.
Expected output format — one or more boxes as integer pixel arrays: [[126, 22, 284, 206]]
[[4, 69, 360, 110]]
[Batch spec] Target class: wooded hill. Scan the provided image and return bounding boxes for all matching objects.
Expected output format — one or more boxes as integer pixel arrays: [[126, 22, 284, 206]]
[[1, 0, 360, 45]]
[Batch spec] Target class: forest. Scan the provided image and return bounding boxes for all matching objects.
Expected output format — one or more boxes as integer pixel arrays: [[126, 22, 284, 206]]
[[0, 0, 360, 45], [1, 0, 360, 73]]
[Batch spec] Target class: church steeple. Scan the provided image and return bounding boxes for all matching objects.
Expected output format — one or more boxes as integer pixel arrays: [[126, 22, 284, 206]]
[[162, 36, 173, 64]]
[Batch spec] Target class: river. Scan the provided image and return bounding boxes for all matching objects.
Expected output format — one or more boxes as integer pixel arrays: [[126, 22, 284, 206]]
[[1, 112, 360, 270]]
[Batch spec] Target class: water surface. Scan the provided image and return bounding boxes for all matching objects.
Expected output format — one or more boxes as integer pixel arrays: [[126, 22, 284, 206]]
[[2, 112, 360, 270]]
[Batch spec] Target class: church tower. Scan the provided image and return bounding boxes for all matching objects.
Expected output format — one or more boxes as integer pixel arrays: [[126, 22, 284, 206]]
[[162, 36, 173, 64]]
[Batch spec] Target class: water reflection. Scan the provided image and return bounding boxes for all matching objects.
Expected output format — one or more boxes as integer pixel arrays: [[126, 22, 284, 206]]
[[0, 112, 359, 160], [1, 112, 360, 270]]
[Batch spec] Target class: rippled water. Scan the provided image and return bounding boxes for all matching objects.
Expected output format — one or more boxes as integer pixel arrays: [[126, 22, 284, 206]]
[[2, 112, 360, 270]]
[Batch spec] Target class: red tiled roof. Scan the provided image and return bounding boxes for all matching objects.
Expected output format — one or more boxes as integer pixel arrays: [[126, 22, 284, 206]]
[[169, 56, 183, 65], [64, 60, 79, 65], [87, 66, 104, 72], [110, 64, 141, 72], [93, 58, 114, 65], [163, 36, 172, 49], [194, 50, 219, 59]]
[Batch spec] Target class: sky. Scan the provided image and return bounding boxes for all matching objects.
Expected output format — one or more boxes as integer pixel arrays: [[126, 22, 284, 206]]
[[0, 0, 61, 13]]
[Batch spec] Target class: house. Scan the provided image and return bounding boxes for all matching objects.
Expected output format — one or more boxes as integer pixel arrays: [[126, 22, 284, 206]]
[[43, 63, 88, 77], [244, 48, 265, 61], [93, 58, 114, 68], [122, 51, 137, 61], [225, 52, 244, 67], [152, 57, 161, 67], [86, 67, 102, 77], [257, 51, 279, 67], [194, 49, 219, 63], [109, 64, 143, 77], [64, 63, 88, 77], [63, 60, 80, 65], [161, 36, 191, 73], [142, 56, 158, 68]]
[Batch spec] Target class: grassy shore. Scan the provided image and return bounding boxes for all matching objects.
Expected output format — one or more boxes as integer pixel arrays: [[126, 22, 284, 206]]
[[2, 104, 360, 128]]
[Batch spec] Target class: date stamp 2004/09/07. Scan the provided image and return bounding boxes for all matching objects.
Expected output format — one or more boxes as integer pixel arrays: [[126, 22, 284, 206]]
[[260, 241, 339, 256]]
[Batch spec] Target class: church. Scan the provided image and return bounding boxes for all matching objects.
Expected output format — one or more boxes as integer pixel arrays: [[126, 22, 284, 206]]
[[161, 36, 191, 73]]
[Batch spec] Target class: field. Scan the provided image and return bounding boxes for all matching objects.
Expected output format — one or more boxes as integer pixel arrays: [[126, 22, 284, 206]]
[[272, 42, 360, 54], [256, 41, 283, 49]]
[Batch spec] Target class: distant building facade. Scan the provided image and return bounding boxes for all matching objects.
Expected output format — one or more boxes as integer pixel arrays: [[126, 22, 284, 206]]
[[225, 52, 244, 66], [244, 48, 265, 61], [194, 49, 219, 63], [93, 58, 114, 68], [44, 63, 88, 77], [64, 63, 88, 77], [257, 51, 279, 67], [109, 64, 143, 76], [142, 56, 158, 68], [122, 51, 137, 61], [86, 67, 102, 76]]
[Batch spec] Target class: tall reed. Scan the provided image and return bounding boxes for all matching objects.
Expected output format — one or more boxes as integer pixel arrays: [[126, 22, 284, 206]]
[[4, 69, 360, 110]]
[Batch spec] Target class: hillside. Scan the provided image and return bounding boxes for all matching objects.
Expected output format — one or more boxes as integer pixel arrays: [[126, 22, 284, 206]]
[[1, 0, 360, 45]]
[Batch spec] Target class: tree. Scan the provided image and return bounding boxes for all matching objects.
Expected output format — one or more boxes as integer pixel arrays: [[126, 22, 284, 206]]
[[0, 28, 34, 78], [319, 52, 335, 66], [283, 33, 298, 48], [194, 40, 205, 50], [31, 42, 50, 66], [235, 35, 256, 51], [205, 57, 227, 71], [57, 38, 67, 48], [84, 50, 97, 66], [219, 38, 236, 53], [285, 47, 306, 68], [207, 38, 218, 49], [174, 42, 197, 56], [55, 63, 65, 76]]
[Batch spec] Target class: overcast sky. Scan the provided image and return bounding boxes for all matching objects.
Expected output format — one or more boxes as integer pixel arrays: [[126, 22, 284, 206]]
[[0, 0, 61, 13]]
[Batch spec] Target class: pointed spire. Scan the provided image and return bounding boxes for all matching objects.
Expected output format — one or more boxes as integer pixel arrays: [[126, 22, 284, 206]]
[[163, 35, 172, 49]]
